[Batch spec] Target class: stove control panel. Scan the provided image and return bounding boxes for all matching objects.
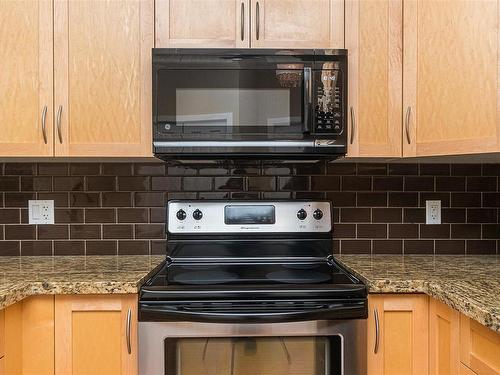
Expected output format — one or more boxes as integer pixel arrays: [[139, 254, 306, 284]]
[[168, 200, 332, 234]]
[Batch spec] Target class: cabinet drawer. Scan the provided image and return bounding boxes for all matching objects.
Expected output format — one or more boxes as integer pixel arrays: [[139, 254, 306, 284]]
[[460, 314, 500, 375], [0, 309, 4, 359]]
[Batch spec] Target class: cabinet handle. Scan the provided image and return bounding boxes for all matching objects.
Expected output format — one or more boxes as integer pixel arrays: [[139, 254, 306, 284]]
[[405, 106, 412, 144], [56, 105, 63, 144], [41, 106, 48, 144], [349, 106, 356, 145], [240, 2, 245, 41], [256, 1, 260, 40], [374, 308, 380, 354], [126, 308, 132, 354]]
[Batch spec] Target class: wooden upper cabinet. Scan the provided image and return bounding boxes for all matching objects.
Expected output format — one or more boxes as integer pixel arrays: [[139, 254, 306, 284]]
[[55, 295, 137, 375], [251, 0, 344, 48], [156, 0, 250, 48], [54, 0, 153, 157], [403, 0, 500, 156], [345, 0, 402, 157], [367, 294, 429, 375], [0, 0, 53, 157]]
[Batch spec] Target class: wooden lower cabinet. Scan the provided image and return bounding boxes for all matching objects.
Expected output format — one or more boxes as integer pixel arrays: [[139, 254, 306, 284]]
[[367, 294, 429, 375], [0, 309, 4, 359], [461, 363, 478, 375], [429, 298, 460, 375], [55, 294, 138, 375]]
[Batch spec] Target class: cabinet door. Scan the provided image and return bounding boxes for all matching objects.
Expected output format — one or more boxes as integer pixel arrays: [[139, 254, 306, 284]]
[[345, 0, 402, 157], [0, 0, 53, 156], [156, 0, 250, 48], [250, 0, 344, 48], [54, 0, 153, 157], [403, 0, 500, 156], [55, 295, 137, 375], [0, 309, 3, 360], [367, 294, 429, 375], [460, 314, 500, 375], [429, 299, 460, 375], [460, 364, 478, 375]]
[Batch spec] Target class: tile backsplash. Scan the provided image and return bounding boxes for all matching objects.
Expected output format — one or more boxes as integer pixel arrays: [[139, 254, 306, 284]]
[[0, 161, 498, 256]]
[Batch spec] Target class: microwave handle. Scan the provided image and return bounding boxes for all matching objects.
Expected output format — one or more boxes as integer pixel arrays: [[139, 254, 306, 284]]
[[303, 67, 312, 133]]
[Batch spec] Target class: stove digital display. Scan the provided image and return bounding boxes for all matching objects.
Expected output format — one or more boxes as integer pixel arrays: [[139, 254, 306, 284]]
[[224, 205, 276, 225]]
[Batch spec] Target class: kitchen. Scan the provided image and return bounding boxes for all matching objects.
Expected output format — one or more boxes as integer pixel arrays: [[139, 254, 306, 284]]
[[0, 0, 499, 374]]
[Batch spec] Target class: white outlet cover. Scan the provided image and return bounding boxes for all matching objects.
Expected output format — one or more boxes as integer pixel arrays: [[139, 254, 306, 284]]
[[425, 200, 441, 225], [28, 200, 55, 225]]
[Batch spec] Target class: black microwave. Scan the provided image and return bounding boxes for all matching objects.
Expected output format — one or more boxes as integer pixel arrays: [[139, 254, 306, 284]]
[[152, 49, 347, 159]]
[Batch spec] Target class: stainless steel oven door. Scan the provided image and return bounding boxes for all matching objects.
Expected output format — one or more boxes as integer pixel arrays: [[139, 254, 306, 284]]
[[139, 320, 366, 375]]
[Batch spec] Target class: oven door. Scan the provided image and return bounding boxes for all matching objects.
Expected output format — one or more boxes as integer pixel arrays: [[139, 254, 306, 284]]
[[139, 320, 366, 375]]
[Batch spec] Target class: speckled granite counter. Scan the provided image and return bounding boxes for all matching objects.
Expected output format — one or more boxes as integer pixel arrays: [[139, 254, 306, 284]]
[[336, 255, 500, 333], [0, 255, 165, 309]]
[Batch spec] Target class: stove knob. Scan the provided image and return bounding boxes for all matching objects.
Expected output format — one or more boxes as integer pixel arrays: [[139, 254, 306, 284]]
[[176, 209, 187, 221], [193, 209, 203, 220], [313, 209, 324, 220], [297, 209, 307, 220]]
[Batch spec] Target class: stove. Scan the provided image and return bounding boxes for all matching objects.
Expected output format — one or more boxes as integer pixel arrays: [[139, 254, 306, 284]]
[[139, 200, 367, 374]]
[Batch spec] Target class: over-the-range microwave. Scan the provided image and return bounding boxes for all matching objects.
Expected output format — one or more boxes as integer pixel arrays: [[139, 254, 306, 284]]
[[152, 49, 347, 160]]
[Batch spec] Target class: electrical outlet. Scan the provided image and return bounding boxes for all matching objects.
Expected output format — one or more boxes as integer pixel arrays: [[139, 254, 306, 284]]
[[426, 200, 441, 225], [28, 200, 54, 224]]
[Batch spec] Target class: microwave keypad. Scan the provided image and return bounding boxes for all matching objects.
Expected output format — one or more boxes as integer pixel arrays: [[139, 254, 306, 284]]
[[314, 70, 343, 134]]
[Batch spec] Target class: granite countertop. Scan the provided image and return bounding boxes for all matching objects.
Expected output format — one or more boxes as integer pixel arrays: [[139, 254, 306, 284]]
[[336, 255, 500, 333], [0, 255, 165, 309]]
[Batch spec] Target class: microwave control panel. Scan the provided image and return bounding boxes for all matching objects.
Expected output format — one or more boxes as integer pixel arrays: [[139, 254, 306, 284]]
[[313, 69, 343, 134]]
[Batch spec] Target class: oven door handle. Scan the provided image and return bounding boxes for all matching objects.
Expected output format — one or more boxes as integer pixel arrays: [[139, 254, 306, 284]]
[[154, 140, 344, 148]]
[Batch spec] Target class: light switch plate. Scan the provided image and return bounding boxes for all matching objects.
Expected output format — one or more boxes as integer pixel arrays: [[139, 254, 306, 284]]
[[28, 200, 54, 224], [426, 200, 441, 225]]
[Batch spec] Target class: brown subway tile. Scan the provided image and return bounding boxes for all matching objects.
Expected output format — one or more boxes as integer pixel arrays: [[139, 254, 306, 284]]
[[340, 240, 371, 254], [482, 164, 500, 176], [38, 163, 68, 176], [263, 163, 293, 176], [466, 240, 497, 255], [325, 192, 356, 207], [373, 240, 403, 254], [0, 209, 20, 224], [150, 208, 166, 223], [388, 163, 418, 176], [118, 240, 150, 255], [151, 240, 167, 255], [441, 208, 466, 223], [340, 208, 371, 222], [69, 163, 101, 175], [467, 177, 497, 192], [279, 176, 310, 191], [332, 208, 340, 223], [373, 176, 403, 191], [419, 193, 450, 207], [404, 176, 434, 191], [86, 176, 116, 191], [118, 176, 150, 191], [333, 224, 356, 238], [4, 193, 35, 207], [0, 241, 20, 256], [70, 224, 101, 239], [332, 240, 340, 254], [134, 163, 165, 176], [85, 208, 116, 223], [451, 164, 482, 176], [54, 241, 84, 255], [167, 165, 198, 176], [327, 163, 356, 175], [21, 241, 52, 256], [20, 177, 52, 191], [482, 224, 500, 239], [262, 192, 291, 199], [435, 240, 465, 254], [450, 224, 482, 239], [4, 163, 36, 175], [295, 162, 325, 175], [167, 192, 197, 200], [247, 177, 276, 191], [357, 224, 387, 238], [420, 164, 450, 176], [38, 193, 69, 207], [389, 192, 418, 207], [198, 164, 230, 175], [20, 209, 28, 224], [389, 224, 418, 239], [150, 177, 180, 191], [467, 208, 497, 223], [404, 240, 434, 254], [403, 208, 426, 223], [102, 163, 133, 176], [199, 192, 230, 199], [483, 193, 500, 207], [357, 192, 387, 207], [183, 177, 212, 191], [134, 192, 165, 207], [135, 224, 165, 239], [102, 192, 132, 207], [214, 177, 244, 191], [0, 177, 19, 191], [420, 224, 450, 239], [357, 163, 387, 175], [231, 164, 260, 176], [231, 192, 260, 199], [436, 177, 465, 191], [372, 208, 402, 223], [69, 193, 100, 207], [450, 193, 481, 207], [103, 225, 133, 239], [341, 176, 371, 191], [310, 176, 340, 191], [86, 240, 117, 255], [55, 209, 84, 223], [5, 225, 36, 240], [118, 208, 148, 223], [38, 225, 69, 240], [54, 177, 84, 191]]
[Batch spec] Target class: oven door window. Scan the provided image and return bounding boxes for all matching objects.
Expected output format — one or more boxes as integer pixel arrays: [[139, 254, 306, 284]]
[[155, 69, 306, 137], [164, 336, 342, 375]]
